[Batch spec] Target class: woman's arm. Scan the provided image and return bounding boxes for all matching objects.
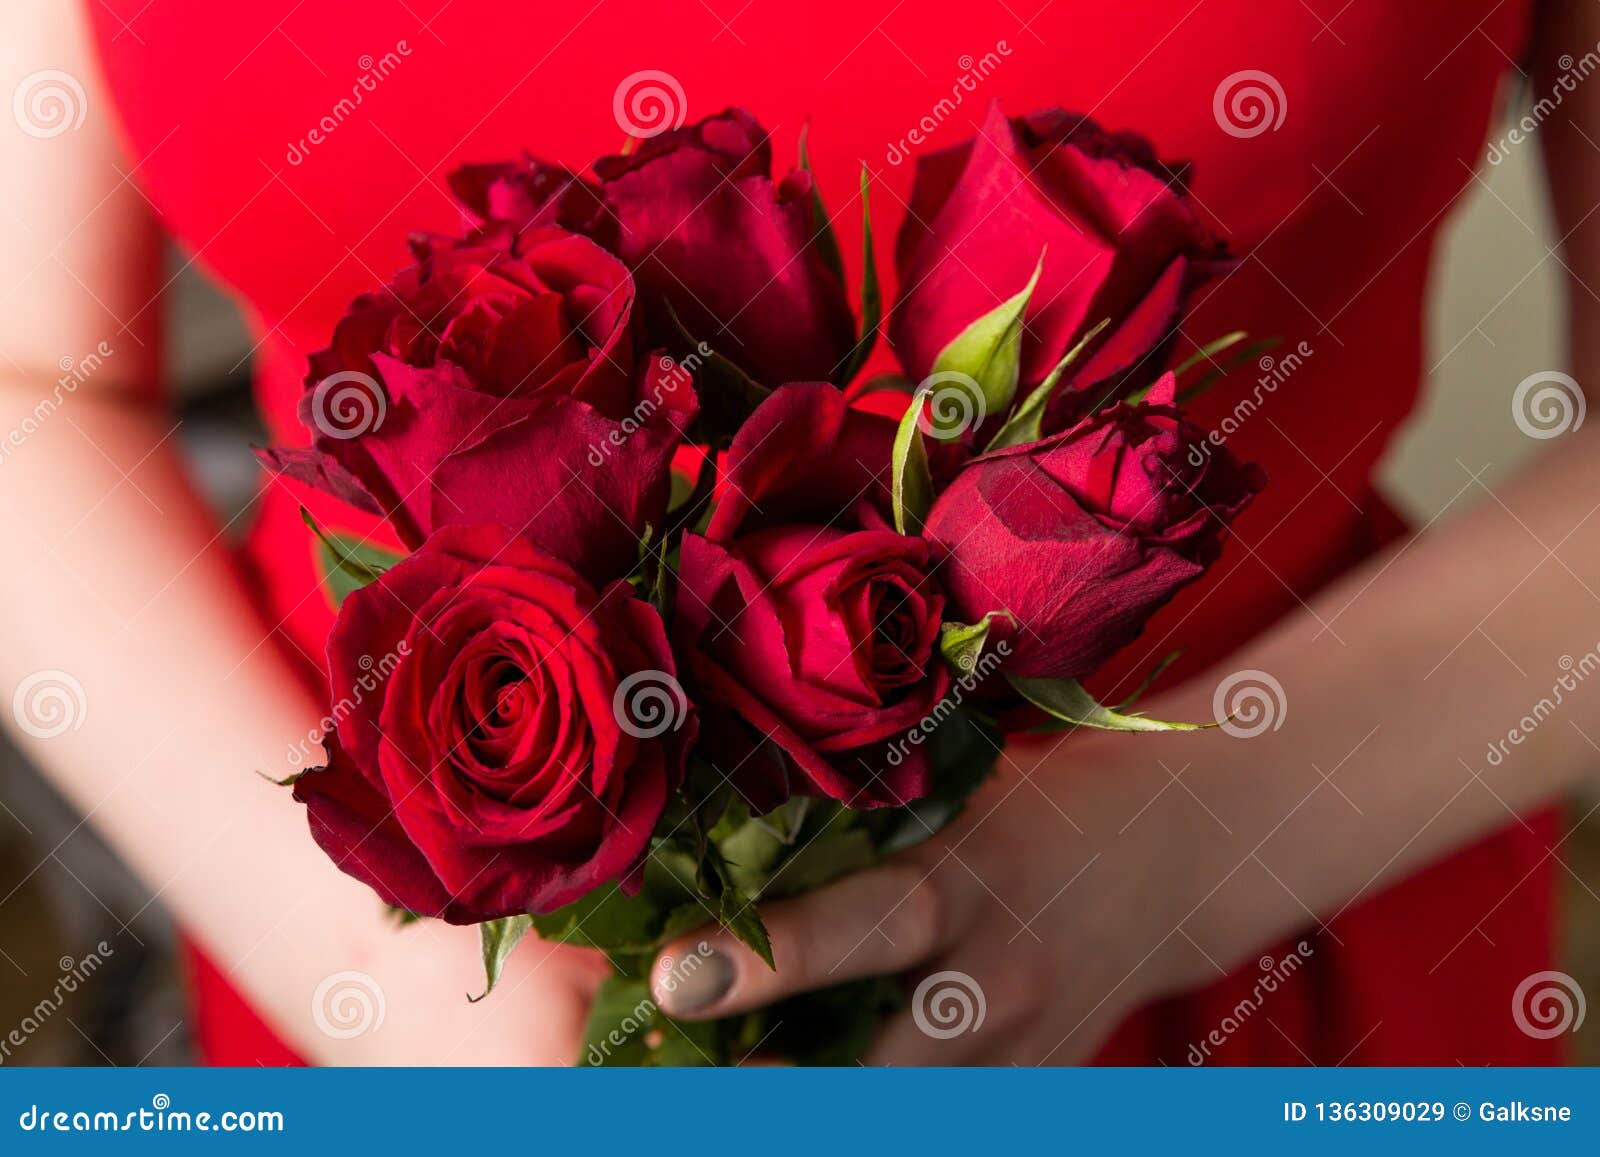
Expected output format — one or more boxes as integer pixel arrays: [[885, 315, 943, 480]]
[[645, 0, 1600, 1062], [1159, 0, 1600, 978], [0, 1, 599, 1063]]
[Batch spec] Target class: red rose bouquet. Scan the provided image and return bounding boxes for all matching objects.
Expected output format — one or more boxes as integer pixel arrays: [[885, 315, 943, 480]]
[[261, 101, 1264, 1065]]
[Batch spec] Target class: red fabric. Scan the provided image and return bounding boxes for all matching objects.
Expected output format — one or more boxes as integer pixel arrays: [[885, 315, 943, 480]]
[[86, 0, 1561, 1065]]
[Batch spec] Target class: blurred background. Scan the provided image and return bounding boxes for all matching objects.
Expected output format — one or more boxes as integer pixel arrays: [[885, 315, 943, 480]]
[[0, 84, 1594, 1065]]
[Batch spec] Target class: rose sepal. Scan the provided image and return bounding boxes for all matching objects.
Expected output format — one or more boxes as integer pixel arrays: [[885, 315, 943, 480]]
[[1008, 673, 1211, 733], [926, 253, 1043, 433]]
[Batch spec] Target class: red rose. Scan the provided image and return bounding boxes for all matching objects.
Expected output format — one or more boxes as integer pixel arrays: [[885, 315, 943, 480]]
[[446, 112, 857, 387], [260, 228, 695, 581], [589, 109, 857, 387], [292, 524, 694, 922], [677, 385, 948, 808], [704, 381, 900, 538], [702, 381, 965, 537], [891, 103, 1224, 426], [448, 155, 607, 238], [922, 374, 1263, 679], [314, 226, 636, 410]]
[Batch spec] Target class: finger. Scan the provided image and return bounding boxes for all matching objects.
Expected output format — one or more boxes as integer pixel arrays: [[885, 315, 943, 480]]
[[650, 859, 969, 1020]]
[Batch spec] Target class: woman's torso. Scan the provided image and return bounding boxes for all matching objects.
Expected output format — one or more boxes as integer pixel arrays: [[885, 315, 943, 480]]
[[87, 0, 1558, 1066]]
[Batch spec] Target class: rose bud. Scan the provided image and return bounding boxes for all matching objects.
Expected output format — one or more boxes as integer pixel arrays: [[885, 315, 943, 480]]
[[447, 154, 607, 237], [306, 225, 637, 411], [592, 108, 857, 387], [891, 103, 1225, 427], [703, 381, 966, 538], [676, 385, 949, 808], [922, 373, 1263, 679], [292, 524, 694, 921], [259, 229, 696, 582], [705, 381, 900, 536]]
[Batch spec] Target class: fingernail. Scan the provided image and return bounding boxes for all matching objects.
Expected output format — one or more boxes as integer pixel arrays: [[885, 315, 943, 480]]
[[655, 943, 734, 1016]]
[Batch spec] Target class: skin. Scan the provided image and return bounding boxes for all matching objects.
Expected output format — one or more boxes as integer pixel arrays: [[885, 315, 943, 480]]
[[2, 0, 1597, 1064], [0, 1, 604, 1065], [649, 0, 1600, 1062]]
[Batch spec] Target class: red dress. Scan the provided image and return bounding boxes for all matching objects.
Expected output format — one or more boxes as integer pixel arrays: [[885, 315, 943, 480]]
[[87, 0, 1559, 1065]]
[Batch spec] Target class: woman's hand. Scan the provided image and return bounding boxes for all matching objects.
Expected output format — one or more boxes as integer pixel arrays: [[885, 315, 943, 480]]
[[644, 728, 1222, 1065], [301, 918, 610, 1066]]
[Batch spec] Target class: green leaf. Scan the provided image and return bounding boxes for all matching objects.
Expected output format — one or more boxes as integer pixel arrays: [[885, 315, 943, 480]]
[[1172, 330, 1249, 378], [755, 795, 813, 845], [720, 886, 774, 970], [890, 395, 934, 535], [529, 882, 667, 954], [764, 829, 877, 897], [641, 844, 701, 902], [578, 977, 656, 1066], [1172, 336, 1282, 406], [1009, 675, 1208, 732], [928, 255, 1044, 428], [658, 902, 714, 944], [531, 843, 719, 961], [716, 811, 787, 895], [646, 533, 674, 618], [840, 167, 881, 384], [254, 768, 303, 787], [983, 317, 1111, 451], [302, 507, 403, 607], [471, 914, 532, 1002], [798, 123, 845, 283], [938, 612, 1014, 677], [650, 1013, 724, 1067]]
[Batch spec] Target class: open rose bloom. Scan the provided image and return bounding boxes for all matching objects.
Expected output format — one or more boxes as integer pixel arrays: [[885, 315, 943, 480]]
[[261, 102, 1263, 1065]]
